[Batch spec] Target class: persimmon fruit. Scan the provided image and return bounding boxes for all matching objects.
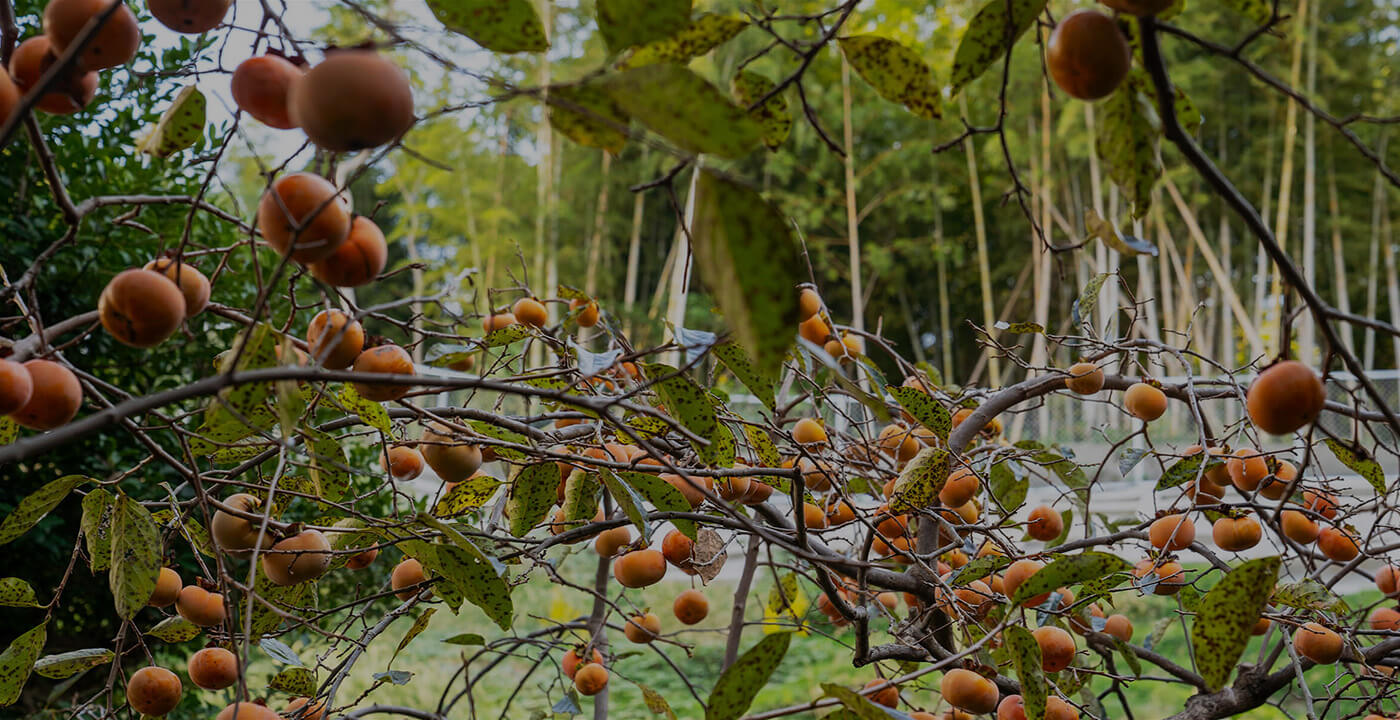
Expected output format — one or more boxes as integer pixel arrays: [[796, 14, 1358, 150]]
[[210, 493, 272, 553], [1293, 622, 1342, 664], [144, 258, 210, 318], [1034, 625, 1076, 672], [625, 612, 661, 643], [1247, 360, 1326, 435], [262, 529, 332, 585], [512, 297, 549, 327], [594, 526, 631, 557], [420, 426, 483, 483], [0, 358, 33, 416], [310, 216, 387, 287], [862, 679, 898, 708], [306, 309, 364, 369], [574, 663, 608, 696], [217, 702, 279, 720], [1027, 504, 1063, 541], [940, 668, 998, 714], [1064, 362, 1104, 394], [1227, 448, 1269, 492], [176, 586, 226, 627], [99, 269, 186, 347], [9, 36, 97, 114], [613, 548, 667, 588], [1318, 526, 1360, 562], [290, 50, 414, 152], [381, 445, 424, 481], [187, 647, 238, 690], [127, 666, 182, 716], [1212, 515, 1262, 552], [391, 558, 429, 600], [1123, 382, 1167, 421], [1149, 513, 1195, 551], [232, 54, 303, 129], [1281, 509, 1320, 544], [351, 343, 415, 401], [1047, 10, 1131, 101], [149, 567, 181, 607], [148, 0, 230, 34], [43, 0, 140, 71], [259, 172, 351, 263], [673, 589, 709, 625]]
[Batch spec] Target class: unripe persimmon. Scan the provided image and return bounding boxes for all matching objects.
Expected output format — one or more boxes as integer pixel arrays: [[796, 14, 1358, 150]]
[[310, 216, 387, 287], [613, 548, 666, 588], [176, 586, 227, 627], [210, 493, 272, 554], [149, 567, 181, 607], [99, 269, 186, 348], [593, 526, 631, 557], [1064, 362, 1104, 394], [570, 298, 599, 327], [1280, 509, 1320, 544], [1034, 625, 1077, 672], [1149, 513, 1195, 551], [306, 309, 364, 370], [381, 445, 424, 481], [512, 297, 549, 327], [1123, 382, 1167, 421], [1047, 10, 1130, 101], [351, 343, 415, 401], [216, 702, 279, 720], [940, 668, 998, 714], [392, 557, 430, 600], [9, 36, 97, 114], [0, 359, 33, 416], [290, 50, 414, 152], [420, 426, 483, 483], [144, 258, 210, 318], [673, 588, 709, 625], [262, 529, 332, 586], [940, 467, 979, 508], [625, 612, 661, 643], [1293, 622, 1343, 664], [148, 0, 230, 33], [1212, 515, 1262, 552], [44, 0, 140, 70], [232, 54, 303, 129], [187, 647, 238, 690], [1027, 504, 1063, 541], [574, 663, 609, 696], [258, 173, 351, 263], [1248, 361, 1327, 435], [127, 666, 182, 716], [1317, 526, 1360, 562]]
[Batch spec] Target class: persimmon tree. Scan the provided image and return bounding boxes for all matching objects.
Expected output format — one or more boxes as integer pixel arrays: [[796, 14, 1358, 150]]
[[0, 0, 1398, 719]]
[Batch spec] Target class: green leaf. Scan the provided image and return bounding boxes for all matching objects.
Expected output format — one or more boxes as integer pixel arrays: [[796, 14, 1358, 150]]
[[989, 461, 1027, 512], [33, 649, 114, 680], [426, 0, 548, 53], [337, 384, 392, 434], [595, 0, 689, 52], [562, 470, 601, 525], [1009, 552, 1132, 605], [137, 85, 205, 158], [950, 0, 1049, 95], [0, 622, 45, 706], [598, 467, 649, 539], [1095, 69, 1161, 218], [619, 14, 749, 69], [820, 683, 890, 719], [1222, 0, 1272, 25], [483, 323, 533, 348], [302, 427, 352, 502], [269, 666, 317, 696], [433, 475, 502, 518], [0, 475, 85, 546], [1191, 556, 1281, 691], [418, 517, 516, 629], [1154, 452, 1223, 491], [951, 555, 1010, 587], [80, 489, 115, 572], [691, 170, 802, 378], [1004, 626, 1047, 720], [0, 417, 15, 445], [889, 447, 949, 513], [506, 463, 562, 537], [466, 420, 531, 460], [0, 579, 38, 608], [1075, 273, 1112, 325], [549, 80, 630, 154], [109, 494, 161, 621], [1272, 580, 1350, 615], [618, 470, 696, 540], [1174, 86, 1203, 138], [1324, 439, 1386, 495], [766, 573, 801, 617], [392, 608, 437, 666], [705, 632, 790, 720], [1015, 440, 1088, 489], [712, 342, 777, 412], [146, 616, 202, 643], [443, 633, 485, 646], [731, 71, 791, 150], [645, 363, 732, 467], [600, 66, 763, 158], [1113, 636, 1142, 678], [743, 425, 782, 470], [839, 35, 942, 119], [887, 385, 952, 441]]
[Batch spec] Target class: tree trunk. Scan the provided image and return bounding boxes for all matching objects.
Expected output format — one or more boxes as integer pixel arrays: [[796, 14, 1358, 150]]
[[665, 167, 700, 364]]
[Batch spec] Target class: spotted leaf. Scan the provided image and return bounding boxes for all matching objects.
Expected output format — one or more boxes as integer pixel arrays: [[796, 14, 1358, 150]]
[[0, 578, 38, 608], [433, 475, 502, 518], [889, 446, 949, 513], [1191, 556, 1280, 691], [0, 475, 85, 547], [713, 342, 777, 412], [950, 0, 1048, 95], [109, 495, 161, 621], [619, 470, 695, 540], [731, 71, 791, 150], [1005, 625, 1047, 720], [0, 622, 45, 706], [1009, 552, 1132, 605], [1095, 69, 1161, 218], [506, 463, 561, 537], [33, 648, 114, 680], [839, 35, 942, 119], [705, 632, 790, 720], [549, 80, 630, 153], [269, 666, 317, 696], [427, 0, 548, 53], [618, 14, 749, 69], [600, 66, 763, 158], [595, 0, 689, 52], [80, 489, 115, 572], [887, 384, 951, 441], [137, 85, 205, 158], [146, 616, 202, 643]]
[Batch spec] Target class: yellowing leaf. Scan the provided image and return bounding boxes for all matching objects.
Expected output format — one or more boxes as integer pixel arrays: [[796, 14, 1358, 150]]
[[950, 0, 1049, 95], [839, 35, 942, 119], [600, 66, 763, 158], [618, 14, 749, 69], [427, 0, 548, 53], [137, 85, 206, 158], [731, 71, 791, 151]]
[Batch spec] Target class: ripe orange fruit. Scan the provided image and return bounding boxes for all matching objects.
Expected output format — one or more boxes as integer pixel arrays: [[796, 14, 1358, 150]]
[[391, 558, 429, 600], [877, 424, 920, 462], [1226, 448, 1269, 492], [940, 467, 979, 508], [127, 666, 182, 716], [216, 703, 278, 720], [1003, 559, 1048, 607], [1369, 607, 1400, 632], [1123, 382, 1167, 421], [625, 612, 661, 643], [512, 297, 549, 327], [1027, 504, 1063, 541], [99, 269, 187, 348], [1212, 515, 1262, 552], [306, 309, 364, 370], [798, 315, 831, 345], [1047, 10, 1131, 100], [791, 417, 828, 445], [1304, 489, 1339, 519], [149, 0, 230, 33], [483, 313, 517, 333], [1317, 526, 1360, 562], [261, 529, 332, 586], [257, 172, 351, 263], [1149, 513, 1196, 551], [187, 647, 238, 690], [1280, 509, 1320, 544], [1064, 362, 1104, 394], [1033, 625, 1077, 672], [593, 526, 632, 557], [798, 288, 822, 321], [1377, 565, 1400, 598], [613, 548, 667, 588], [351, 344, 415, 401], [176, 586, 226, 627], [381, 445, 424, 481], [862, 678, 899, 708], [0, 358, 34, 416], [1247, 360, 1326, 435], [673, 589, 709, 625], [1258, 460, 1297, 500], [144, 258, 211, 318], [231, 54, 304, 129], [9, 36, 97, 114], [940, 668, 998, 714], [800, 502, 828, 530], [44, 0, 140, 70], [1104, 614, 1133, 643], [290, 50, 414, 152], [574, 663, 609, 696], [1292, 622, 1342, 664], [661, 529, 695, 572], [309, 216, 387, 287], [570, 298, 599, 327], [562, 647, 602, 679], [11, 359, 82, 430]]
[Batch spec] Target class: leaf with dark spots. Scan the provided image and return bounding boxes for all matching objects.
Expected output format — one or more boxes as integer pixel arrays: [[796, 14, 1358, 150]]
[[731, 71, 791, 150], [618, 470, 695, 540], [1272, 580, 1349, 615], [137, 85, 206, 158], [269, 666, 317, 696], [433, 475, 502, 518], [427, 0, 548, 53], [80, 489, 115, 572], [1009, 552, 1132, 605], [418, 517, 515, 630], [820, 683, 890, 719], [562, 470, 601, 524], [889, 446, 949, 513], [595, 0, 689, 52], [109, 494, 161, 621], [618, 14, 749, 69], [598, 468, 649, 540], [0, 579, 39, 608], [1155, 452, 1223, 491], [549, 80, 630, 153], [33, 649, 114, 680], [600, 66, 763, 158], [950, 0, 1049, 95], [0, 622, 45, 705], [644, 363, 731, 466], [1004, 625, 1047, 720], [1191, 556, 1280, 691], [0, 475, 85, 547], [146, 616, 201, 643], [705, 632, 790, 720], [839, 35, 942, 119], [887, 384, 952, 440], [713, 342, 777, 411], [1095, 70, 1161, 218], [336, 384, 392, 434], [950, 555, 1011, 587], [392, 608, 437, 666], [1324, 439, 1385, 495], [506, 463, 561, 537]]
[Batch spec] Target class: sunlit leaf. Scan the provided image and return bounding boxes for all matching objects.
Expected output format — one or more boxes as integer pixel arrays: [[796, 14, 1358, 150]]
[[839, 35, 942, 119], [427, 0, 548, 53], [137, 85, 205, 158], [950, 0, 1049, 95]]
